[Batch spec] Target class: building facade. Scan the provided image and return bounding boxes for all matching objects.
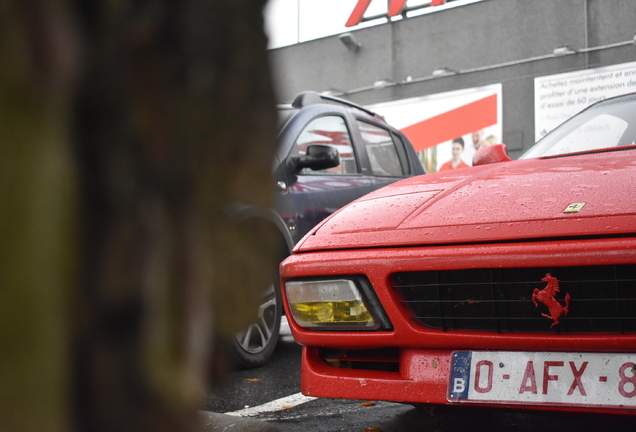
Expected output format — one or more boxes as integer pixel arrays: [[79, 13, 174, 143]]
[[268, 0, 636, 160]]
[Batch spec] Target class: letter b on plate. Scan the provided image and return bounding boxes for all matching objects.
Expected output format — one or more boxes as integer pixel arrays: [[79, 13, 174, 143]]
[[448, 352, 472, 400]]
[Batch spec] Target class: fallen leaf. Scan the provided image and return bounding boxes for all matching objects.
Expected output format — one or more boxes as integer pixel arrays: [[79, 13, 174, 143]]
[[245, 378, 261, 382], [282, 404, 293, 409], [363, 427, 383, 432], [360, 402, 376, 407]]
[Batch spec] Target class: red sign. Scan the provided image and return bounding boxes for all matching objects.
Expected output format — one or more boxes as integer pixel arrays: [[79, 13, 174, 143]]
[[400, 94, 497, 152], [346, 0, 447, 27]]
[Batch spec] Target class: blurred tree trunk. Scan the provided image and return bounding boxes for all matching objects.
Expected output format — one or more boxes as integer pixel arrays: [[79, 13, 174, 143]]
[[1, 1, 278, 432]]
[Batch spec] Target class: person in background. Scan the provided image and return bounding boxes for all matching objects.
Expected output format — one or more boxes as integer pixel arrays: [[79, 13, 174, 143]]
[[471, 129, 485, 151], [483, 135, 498, 147], [439, 137, 469, 171]]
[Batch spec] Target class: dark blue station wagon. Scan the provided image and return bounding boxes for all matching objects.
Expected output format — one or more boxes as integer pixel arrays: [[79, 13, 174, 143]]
[[229, 91, 425, 367]]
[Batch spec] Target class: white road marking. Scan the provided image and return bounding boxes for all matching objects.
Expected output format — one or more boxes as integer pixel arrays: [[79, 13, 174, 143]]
[[280, 315, 291, 335], [279, 315, 295, 342], [224, 392, 317, 417]]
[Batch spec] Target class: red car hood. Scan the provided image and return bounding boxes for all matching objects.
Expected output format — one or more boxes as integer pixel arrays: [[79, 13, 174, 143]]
[[295, 150, 636, 252]]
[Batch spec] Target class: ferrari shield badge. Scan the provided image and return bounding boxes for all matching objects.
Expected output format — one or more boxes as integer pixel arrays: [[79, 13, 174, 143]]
[[532, 273, 570, 328], [563, 202, 586, 213]]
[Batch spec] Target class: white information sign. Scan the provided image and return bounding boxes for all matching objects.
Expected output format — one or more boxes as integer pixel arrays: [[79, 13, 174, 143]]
[[535, 61, 636, 141]]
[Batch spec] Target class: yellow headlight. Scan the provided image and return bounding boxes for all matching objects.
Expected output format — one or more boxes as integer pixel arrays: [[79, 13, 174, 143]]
[[285, 279, 378, 329]]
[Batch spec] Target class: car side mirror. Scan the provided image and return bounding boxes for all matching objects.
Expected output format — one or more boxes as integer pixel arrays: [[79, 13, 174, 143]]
[[287, 144, 340, 173], [472, 143, 512, 166]]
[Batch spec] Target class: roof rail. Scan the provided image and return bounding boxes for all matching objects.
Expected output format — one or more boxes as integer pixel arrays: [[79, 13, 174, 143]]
[[291, 91, 383, 119]]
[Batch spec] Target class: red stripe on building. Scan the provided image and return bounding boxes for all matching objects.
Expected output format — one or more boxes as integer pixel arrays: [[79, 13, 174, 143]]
[[401, 94, 498, 152], [347, 0, 447, 26], [345, 0, 372, 27], [388, 0, 408, 17]]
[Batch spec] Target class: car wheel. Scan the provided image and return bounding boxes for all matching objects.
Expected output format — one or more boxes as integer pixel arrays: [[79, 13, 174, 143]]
[[232, 277, 282, 368]]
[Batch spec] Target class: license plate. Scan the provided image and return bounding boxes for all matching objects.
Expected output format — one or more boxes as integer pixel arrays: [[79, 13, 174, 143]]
[[448, 351, 636, 409]]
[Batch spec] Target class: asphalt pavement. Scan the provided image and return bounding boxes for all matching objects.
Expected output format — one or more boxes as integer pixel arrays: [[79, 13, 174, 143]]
[[202, 318, 299, 431], [200, 410, 280, 432]]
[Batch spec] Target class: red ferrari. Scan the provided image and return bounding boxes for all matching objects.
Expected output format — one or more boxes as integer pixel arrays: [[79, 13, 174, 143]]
[[280, 93, 636, 415]]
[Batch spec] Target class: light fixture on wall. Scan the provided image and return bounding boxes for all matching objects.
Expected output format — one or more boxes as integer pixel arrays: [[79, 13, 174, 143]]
[[432, 67, 456, 77], [553, 45, 577, 57], [320, 88, 344, 97], [339, 33, 361, 52], [373, 79, 395, 90]]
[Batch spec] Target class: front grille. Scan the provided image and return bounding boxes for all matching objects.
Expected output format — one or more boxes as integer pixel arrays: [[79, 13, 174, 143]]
[[393, 265, 636, 334]]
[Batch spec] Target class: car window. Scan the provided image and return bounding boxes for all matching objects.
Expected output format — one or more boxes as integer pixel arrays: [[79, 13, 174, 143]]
[[540, 114, 629, 157], [289, 115, 359, 175], [522, 96, 636, 159], [356, 120, 406, 176], [390, 132, 413, 175]]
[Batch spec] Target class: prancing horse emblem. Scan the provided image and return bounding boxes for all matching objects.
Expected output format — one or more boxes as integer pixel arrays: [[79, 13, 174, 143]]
[[532, 273, 570, 328]]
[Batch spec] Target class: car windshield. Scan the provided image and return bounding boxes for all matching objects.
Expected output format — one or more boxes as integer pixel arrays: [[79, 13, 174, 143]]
[[521, 94, 636, 159]]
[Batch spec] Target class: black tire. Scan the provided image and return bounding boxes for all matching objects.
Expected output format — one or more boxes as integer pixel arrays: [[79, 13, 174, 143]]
[[232, 276, 283, 368]]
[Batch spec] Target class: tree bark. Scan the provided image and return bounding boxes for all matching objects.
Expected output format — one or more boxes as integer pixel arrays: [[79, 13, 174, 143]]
[[1, 1, 278, 431]]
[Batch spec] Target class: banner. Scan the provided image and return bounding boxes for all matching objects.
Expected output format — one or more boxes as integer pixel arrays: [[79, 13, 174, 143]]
[[368, 84, 502, 173], [535, 61, 636, 141]]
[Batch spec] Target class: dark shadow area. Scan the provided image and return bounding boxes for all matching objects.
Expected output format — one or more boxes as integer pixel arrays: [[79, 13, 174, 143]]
[[380, 403, 636, 432], [204, 340, 303, 413]]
